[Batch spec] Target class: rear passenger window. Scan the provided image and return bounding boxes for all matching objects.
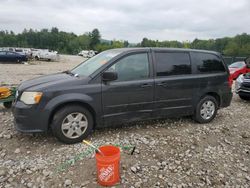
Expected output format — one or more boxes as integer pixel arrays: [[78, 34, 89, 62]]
[[155, 52, 191, 76], [192, 52, 225, 73]]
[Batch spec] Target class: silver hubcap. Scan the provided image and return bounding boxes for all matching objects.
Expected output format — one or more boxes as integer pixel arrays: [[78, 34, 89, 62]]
[[61, 112, 88, 139], [200, 100, 215, 120]]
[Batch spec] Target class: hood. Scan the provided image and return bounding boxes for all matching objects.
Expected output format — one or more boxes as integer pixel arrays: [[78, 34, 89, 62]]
[[18, 72, 88, 92]]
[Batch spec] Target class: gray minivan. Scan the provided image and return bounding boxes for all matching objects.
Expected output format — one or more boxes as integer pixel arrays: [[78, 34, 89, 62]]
[[12, 48, 233, 143]]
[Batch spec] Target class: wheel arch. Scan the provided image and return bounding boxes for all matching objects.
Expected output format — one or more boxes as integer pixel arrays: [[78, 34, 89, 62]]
[[201, 92, 221, 107], [48, 100, 96, 130]]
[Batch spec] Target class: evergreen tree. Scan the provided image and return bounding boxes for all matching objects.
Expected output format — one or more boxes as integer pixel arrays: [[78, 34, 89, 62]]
[[89, 28, 101, 50]]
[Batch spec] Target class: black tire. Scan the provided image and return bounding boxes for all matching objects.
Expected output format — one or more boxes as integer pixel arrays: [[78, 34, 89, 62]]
[[3, 102, 12, 109], [35, 56, 39, 60], [17, 59, 22, 64], [193, 95, 218, 124], [239, 94, 250, 100], [51, 105, 93, 144]]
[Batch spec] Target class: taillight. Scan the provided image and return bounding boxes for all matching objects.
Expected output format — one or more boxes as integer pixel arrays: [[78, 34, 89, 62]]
[[228, 75, 233, 88]]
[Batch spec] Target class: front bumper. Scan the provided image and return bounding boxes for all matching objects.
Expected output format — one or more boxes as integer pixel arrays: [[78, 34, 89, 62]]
[[236, 87, 250, 97], [12, 101, 49, 133], [236, 88, 250, 94], [235, 81, 250, 94]]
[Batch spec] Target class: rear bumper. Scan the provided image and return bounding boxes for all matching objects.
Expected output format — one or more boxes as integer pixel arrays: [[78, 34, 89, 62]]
[[220, 91, 233, 108], [12, 101, 49, 133]]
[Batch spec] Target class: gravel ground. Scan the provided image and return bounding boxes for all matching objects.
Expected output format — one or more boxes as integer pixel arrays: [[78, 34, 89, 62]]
[[0, 56, 250, 188]]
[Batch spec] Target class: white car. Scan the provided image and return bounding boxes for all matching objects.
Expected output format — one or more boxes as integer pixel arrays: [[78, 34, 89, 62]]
[[32, 49, 58, 61], [14, 48, 32, 58], [78, 50, 95, 58]]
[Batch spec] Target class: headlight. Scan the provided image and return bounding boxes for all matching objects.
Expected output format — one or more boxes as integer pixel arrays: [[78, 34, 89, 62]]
[[236, 74, 244, 83], [235, 74, 244, 91], [20, 92, 43, 105]]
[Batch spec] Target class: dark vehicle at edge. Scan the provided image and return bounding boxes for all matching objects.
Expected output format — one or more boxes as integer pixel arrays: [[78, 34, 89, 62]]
[[0, 51, 28, 63], [235, 57, 250, 100], [12, 48, 233, 144]]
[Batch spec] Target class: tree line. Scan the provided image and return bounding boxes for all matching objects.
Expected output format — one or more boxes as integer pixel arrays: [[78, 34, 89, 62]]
[[0, 28, 129, 54], [0, 27, 249, 56], [140, 34, 250, 57]]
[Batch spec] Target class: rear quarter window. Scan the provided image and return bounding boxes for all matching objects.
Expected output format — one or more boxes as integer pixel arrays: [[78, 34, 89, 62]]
[[191, 52, 225, 73], [155, 52, 191, 77]]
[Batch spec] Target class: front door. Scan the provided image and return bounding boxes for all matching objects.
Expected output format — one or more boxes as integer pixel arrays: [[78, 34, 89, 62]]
[[153, 50, 195, 117], [102, 52, 154, 125]]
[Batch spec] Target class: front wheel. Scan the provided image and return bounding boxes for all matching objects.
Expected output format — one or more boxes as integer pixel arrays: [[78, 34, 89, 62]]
[[239, 94, 250, 100], [193, 96, 218, 123], [17, 59, 22, 64], [51, 105, 93, 144], [3, 102, 12, 109]]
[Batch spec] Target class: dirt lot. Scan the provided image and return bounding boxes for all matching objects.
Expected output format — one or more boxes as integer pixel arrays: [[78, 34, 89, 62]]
[[0, 55, 83, 86], [0, 56, 250, 188]]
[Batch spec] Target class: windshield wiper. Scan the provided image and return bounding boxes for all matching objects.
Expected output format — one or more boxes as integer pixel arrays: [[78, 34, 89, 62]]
[[63, 70, 79, 77]]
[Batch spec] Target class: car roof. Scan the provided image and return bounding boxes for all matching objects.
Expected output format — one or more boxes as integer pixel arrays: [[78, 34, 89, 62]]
[[229, 61, 246, 65], [106, 47, 221, 55], [231, 61, 245, 63]]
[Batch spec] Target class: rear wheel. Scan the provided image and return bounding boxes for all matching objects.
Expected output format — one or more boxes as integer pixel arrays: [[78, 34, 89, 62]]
[[193, 95, 218, 123], [51, 105, 93, 144]]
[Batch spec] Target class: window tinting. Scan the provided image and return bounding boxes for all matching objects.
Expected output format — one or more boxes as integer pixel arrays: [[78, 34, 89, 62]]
[[155, 52, 191, 76], [107, 53, 149, 81], [192, 52, 225, 73]]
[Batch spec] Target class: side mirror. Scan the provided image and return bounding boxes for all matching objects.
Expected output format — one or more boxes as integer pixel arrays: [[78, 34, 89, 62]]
[[102, 71, 118, 82]]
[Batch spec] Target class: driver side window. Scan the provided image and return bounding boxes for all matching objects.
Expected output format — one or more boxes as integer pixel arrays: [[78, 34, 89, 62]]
[[107, 53, 149, 82]]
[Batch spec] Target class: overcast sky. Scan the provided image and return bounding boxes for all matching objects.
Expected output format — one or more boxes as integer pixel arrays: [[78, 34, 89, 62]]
[[0, 0, 249, 42]]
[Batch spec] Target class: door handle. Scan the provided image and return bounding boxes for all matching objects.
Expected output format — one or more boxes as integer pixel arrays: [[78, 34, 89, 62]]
[[141, 83, 153, 88], [157, 82, 167, 86]]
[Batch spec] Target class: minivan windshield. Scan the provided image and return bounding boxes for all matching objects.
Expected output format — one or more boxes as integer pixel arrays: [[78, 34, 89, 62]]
[[71, 50, 121, 77]]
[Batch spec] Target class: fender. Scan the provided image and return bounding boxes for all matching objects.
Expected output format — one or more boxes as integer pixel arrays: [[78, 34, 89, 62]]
[[193, 86, 222, 108], [42, 93, 95, 126], [44, 93, 93, 112]]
